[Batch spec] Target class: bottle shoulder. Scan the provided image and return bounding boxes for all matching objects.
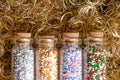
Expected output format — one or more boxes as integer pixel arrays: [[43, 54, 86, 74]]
[[59, 46, 82, 52], [14, 44, 34, 50]]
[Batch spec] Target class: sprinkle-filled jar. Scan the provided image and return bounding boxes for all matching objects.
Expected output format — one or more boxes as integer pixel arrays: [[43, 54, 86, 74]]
[[84, 32, 107, 80], [35, 36, 58, 80], [60, 32, 82, 80], [12, 33, 34, 80]]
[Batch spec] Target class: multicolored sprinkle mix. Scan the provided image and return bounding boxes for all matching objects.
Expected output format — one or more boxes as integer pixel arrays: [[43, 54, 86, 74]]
[[60, 44, 82, 80], [87, 44, 106, 80]]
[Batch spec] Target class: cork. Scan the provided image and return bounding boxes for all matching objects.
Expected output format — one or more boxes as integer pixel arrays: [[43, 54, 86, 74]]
[[62, 32, 79, 43], [90, 32, 103, 38], [15, 32, 31, 43], [39, 35, 55, 39], [18, 38, 31, 42], [16, 32, 31, 38], [62, 32, 79, 38], [39, 43, 54, 48], [40, 39, 54, 43]]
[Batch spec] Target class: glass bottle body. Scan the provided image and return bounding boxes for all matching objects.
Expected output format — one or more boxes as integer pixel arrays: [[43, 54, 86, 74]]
[[84, 42, 106, 80], [60, 39, 82, 80], [12, 38, 34, 80], [35, 38, 58, 80]]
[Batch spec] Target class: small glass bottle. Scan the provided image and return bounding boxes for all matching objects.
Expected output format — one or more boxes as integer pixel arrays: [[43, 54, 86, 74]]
[[60, 32, 82, 80], [12, 33, 34, 80], [35, 36, 58, 80], [84, 32, 107, 80]]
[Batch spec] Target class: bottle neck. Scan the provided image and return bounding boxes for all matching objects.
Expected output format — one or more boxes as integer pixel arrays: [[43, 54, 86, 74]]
[[15, 38, 32, 50], [88, 41, 103, 46], [64, 42, 79, 45], [16, 42, 31, 46], [88, 43, 102, 46], [16, 38, 31, 45], [15, 32, 32, 48], [38, 38, 55, 49], [15, 43, 31, 50], [84, 37, 104, 47], [63, 38, 80, 45], [63, 39, 80, 49], [39, 42, 54, 49], [63, 43, 79, 49], [85, 43, 104, 51]]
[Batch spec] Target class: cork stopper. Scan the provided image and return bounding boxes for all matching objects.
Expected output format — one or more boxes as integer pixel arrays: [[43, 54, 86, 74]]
[[89, 32, 103, 38], [62, 32, 79, 38], [16, 32, 31, 38], [88, 32, 104, 43], [62, 32, 79, 43], [40, 39, 54, 43], [15, 32, 31, 43], [39, 35, 55, 39]]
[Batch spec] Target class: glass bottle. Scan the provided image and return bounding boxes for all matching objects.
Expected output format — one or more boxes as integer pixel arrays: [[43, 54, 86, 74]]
[[84, 32, 107, 80], [12, 33, 34, 80], [35, 36, 58, 80], [60, 32, 82, 80]]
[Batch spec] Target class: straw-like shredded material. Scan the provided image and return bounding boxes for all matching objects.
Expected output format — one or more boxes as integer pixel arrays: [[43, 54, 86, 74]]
[[0, 0, 120, 80]]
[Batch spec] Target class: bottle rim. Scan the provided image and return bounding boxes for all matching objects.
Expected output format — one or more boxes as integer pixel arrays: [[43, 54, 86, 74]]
[[36, 38, 57, 43], [15, 38, 32, 43], [37, 38, 57, 48], [89, 32, 104, 38], [14, 32, 32, 43], [62, 38, 82, 44], [15, 32, 31, 38], [84, 38, 108, 44]]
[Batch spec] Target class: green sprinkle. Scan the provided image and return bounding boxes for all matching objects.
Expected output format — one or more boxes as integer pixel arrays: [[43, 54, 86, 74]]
[[96, 44, 99, 46], [92, 78, 95, 80], [89, 53, 92, 56], [102, 57, 106, 64], [88, 57, 92, 62], [97, 55, 101, 60], [93, 48, 96, 52], [94, 68, 97, 73], [96, 75, 100, 80], [96, 64, 99, 68], [93, 64, 100, 70], [90, 64, 93, 67]]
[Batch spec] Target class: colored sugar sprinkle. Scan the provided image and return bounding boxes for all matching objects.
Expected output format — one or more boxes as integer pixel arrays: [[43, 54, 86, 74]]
[[87, 44, 106, 80], [13, 44, 34, 80], [36, 47, 58, 80], [60, 44, 82, 80]]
